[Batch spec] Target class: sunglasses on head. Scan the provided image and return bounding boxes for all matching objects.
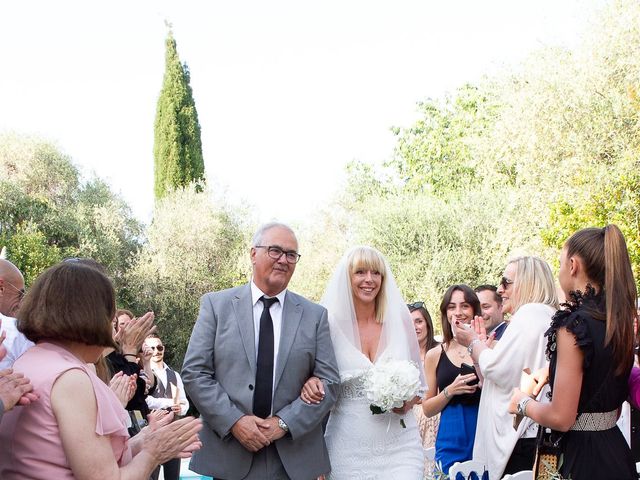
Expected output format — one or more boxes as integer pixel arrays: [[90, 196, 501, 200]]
[[407, 302, 425, 310]]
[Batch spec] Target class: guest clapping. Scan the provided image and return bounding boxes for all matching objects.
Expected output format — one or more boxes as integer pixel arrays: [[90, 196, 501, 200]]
[[455, 257, 558, 477], [0, 261, 202, 479]]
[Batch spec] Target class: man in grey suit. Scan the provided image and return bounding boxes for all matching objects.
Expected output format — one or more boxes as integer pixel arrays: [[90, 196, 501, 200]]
[[182, 222, 339, 480]]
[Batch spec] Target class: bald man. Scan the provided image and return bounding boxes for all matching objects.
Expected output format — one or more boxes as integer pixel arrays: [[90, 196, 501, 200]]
[[0, 260, 34, 369]]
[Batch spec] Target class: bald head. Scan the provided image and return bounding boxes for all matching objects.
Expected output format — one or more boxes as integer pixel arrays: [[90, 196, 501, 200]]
[[0, 259, 25, 317]]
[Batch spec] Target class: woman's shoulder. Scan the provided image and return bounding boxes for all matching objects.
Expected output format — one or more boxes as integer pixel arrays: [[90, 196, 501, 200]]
[[426, 344, 443, 361]]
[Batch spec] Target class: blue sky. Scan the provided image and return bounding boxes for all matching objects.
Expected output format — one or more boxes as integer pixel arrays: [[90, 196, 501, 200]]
[[0, 0, 606, 224]]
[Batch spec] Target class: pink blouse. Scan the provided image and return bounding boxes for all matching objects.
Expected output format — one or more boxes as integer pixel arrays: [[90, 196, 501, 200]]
[[0, 342, 132, 479]]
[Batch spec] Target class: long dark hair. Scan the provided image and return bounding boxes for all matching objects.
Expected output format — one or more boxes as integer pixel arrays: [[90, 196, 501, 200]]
[[565, 225, 636, 375], [409, 304, 439, 351], [439, 284, 481, 345]]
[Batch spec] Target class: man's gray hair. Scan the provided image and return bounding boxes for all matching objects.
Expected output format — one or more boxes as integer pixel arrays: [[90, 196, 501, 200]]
[[252, 222, 297, 247]]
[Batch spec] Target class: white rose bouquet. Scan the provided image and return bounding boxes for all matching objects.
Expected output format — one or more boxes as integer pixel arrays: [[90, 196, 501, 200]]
[[365, 358, 422, 428]]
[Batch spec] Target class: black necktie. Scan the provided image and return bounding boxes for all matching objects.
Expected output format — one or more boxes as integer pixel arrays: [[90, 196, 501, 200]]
[[253, 296, 278, 418]]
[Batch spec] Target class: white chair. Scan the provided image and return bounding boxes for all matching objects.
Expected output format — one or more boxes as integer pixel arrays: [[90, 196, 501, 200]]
[[425, 446, 436, 461], [448, 460, 488, 479], [502, 471, 533, 480]]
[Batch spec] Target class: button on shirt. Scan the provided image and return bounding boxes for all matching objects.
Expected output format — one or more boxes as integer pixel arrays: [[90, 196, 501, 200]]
[[250, 280, 286, 407]]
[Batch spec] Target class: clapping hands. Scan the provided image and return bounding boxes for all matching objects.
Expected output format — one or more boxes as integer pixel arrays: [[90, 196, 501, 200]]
[[0, 322, 38, 412], [109, 371, 137, 408]]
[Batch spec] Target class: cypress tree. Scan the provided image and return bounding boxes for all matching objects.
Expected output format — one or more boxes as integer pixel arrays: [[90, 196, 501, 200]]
[[153, 31, 205, 200]]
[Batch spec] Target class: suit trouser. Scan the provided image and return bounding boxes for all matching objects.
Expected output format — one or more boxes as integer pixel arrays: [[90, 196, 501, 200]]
[[217, 444, 289, 480]]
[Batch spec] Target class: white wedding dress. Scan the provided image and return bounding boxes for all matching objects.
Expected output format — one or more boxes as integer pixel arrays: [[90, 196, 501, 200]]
[[320, 247, 427, 480], [325, 372, 424, 480]]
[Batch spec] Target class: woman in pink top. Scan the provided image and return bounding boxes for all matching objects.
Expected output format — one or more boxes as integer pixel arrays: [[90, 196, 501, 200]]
[[0, 261, 202, 479]]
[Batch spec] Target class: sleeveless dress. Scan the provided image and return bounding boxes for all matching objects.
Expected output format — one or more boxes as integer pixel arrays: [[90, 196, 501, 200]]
[[434, 345, 481, 475], [325, 371, 424, 479], [0, 342, 131, 479], [546, 289, 637, 479]]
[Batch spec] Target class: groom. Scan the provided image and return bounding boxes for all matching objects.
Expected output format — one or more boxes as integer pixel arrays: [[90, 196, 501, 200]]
[[182, 222, 339, 480]]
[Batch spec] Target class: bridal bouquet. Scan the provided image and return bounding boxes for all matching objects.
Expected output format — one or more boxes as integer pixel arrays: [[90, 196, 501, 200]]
[[365, 359, 421, 428]]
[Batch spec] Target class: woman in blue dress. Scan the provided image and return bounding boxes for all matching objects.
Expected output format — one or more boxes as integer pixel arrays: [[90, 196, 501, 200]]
[[422, 284, 481, 475]]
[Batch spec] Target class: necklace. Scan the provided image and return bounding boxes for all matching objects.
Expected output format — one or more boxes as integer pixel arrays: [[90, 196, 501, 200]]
[[454, 348, 468, 360]]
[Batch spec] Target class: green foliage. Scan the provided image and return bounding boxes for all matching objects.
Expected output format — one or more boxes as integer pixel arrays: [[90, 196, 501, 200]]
[[126, 185, 248, 367], [154, 31, 205, 200], [0, 134, 142, 292], [389, 83, 500, 195]]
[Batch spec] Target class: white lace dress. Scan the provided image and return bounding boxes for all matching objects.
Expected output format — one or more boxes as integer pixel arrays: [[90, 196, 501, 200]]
[[325, 373, 425, 480]]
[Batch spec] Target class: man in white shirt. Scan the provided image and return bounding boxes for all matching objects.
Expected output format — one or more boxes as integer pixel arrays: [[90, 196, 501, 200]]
[[144, 333, 188, 480], [0, 260, 34, 369]]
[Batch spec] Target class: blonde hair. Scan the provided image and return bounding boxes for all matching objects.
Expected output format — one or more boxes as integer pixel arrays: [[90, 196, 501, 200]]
[[347, 246, 387, 323], [508, 256, 559, 313]]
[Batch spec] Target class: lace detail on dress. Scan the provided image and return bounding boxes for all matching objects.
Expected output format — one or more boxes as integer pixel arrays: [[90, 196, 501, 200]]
[[338, 374, 368, 400]]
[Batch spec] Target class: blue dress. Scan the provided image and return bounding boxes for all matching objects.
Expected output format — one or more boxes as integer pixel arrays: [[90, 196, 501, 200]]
[[434, 345, 481, 475]]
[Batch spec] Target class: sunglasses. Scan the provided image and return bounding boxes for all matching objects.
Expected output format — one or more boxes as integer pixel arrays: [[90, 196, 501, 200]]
[[407, 302, 425, 310], [500, 277, 515, 289], [148, 345, 164, 352]]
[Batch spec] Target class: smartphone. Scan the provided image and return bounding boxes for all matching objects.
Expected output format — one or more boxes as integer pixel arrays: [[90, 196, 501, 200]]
[[460, 363, 479, 385]]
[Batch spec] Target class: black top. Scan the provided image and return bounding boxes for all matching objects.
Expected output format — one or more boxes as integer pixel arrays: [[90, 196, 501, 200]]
[[435, 345, 481, 406], [106, 351, 156, 417], [546, 288, 637, 479]]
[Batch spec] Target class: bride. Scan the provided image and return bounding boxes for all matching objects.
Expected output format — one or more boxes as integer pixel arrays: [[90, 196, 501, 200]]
[[301, 246, 426, 479]]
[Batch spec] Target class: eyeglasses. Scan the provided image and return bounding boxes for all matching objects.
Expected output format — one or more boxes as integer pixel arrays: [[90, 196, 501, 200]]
[[254, 245, 301, 264], [407, 302, 425, 310], [149, 345, 164, 352], [500, 277, 515, 289], [4, 280, 25, 300]]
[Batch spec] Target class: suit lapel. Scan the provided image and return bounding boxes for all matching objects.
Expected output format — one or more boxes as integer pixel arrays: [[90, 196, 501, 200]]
[[233, 284, 256, 375], [274, 292, 302, 390]]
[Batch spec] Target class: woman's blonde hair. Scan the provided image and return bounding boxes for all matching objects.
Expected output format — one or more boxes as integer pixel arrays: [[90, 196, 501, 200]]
[[509, 256, 559, 313], [347, 246, 387, 323]]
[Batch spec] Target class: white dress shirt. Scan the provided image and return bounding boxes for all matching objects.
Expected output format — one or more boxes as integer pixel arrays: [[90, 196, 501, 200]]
[[0, 313, 35, 369], [145, 362, 189, 416], [250, 280, 287, 412]]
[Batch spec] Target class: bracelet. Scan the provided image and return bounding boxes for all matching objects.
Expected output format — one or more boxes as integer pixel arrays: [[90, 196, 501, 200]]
[[467, 339, 481, 356], [442, 387, 451, 400]]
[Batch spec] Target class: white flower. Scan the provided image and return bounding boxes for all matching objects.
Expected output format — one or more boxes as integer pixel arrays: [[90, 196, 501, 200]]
[[365, 359, 421, 414]]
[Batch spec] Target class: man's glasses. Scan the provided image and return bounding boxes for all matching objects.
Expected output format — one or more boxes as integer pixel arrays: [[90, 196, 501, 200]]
[[4, 280, 25, 300], [149, 345, 164, 352], [500, 277, 515, 289], [407, 302, 425, 310], [254, 245, 301, 264]]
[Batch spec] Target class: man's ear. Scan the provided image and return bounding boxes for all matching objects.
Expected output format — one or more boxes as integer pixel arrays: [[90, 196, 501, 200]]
[[250, 247, 257, 265]]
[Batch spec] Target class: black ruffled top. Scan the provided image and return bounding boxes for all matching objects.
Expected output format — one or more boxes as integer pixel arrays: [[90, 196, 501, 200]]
[[542, 287, 637, 479], [545, 285, 628, 412]]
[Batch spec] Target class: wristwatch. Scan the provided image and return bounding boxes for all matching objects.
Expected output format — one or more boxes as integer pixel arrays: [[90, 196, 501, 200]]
[[517, 397, 532, 417], [277, 417, 289, 433]]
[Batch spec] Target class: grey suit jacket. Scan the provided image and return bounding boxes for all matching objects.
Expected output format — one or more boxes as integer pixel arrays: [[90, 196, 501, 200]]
[[182, 284, 339, 480]]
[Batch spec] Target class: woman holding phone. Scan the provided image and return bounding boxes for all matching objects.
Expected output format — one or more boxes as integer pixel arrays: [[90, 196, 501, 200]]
[[421, 284, 481, 475]]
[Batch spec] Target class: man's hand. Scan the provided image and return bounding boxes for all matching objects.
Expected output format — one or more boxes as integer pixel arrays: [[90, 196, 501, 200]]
[[231, 415, 271, 452], [257, 416, 287, 442], [0, 368, 37, 412]]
